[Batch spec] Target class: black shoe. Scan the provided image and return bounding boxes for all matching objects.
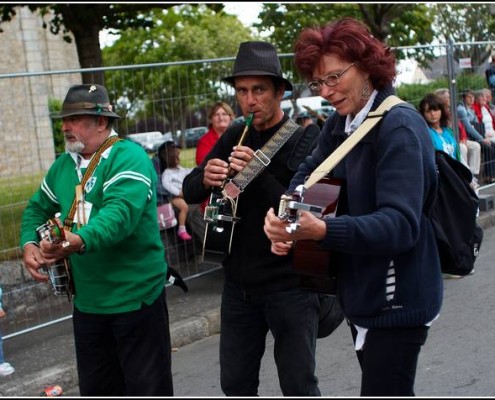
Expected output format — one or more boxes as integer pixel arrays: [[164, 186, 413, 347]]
[[167, 267, 189, 293]]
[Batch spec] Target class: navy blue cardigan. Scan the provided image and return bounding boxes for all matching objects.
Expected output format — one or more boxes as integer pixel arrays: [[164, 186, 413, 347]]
[[290, 86, 443, 328]]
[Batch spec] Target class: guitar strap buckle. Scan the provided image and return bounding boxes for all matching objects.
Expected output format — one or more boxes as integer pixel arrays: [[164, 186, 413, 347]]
[[253, 149, 270, 166], [222, 180, 242, 200]]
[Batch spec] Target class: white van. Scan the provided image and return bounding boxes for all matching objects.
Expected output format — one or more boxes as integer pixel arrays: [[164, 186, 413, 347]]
[[127, 131, 173, 153]]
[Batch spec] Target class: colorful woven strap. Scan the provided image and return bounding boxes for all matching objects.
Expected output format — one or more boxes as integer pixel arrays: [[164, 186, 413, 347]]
[[63, 135, 121, 230]]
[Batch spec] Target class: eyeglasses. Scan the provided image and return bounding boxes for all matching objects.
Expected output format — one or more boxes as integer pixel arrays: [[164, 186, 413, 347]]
[[307, 62, 357, 93]]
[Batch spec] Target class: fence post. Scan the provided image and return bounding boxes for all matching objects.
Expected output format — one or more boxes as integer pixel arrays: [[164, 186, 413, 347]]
[[447, 38, 459, 140]]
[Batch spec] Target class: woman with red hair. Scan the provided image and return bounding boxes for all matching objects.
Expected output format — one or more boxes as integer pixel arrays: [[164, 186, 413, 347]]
[[264, 18, 442, 396]]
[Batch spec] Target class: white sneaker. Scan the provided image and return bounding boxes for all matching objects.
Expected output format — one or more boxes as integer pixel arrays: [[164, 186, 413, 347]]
[[0, 362, 15, 376]]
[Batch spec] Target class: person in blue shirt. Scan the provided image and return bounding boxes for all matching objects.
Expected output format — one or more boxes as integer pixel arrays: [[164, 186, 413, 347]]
[[419, 93, 461, 161]]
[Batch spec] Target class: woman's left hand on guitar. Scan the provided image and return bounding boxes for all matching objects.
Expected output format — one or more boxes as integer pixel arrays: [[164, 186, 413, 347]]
[[270, 240, 293, 256], [264, 207, 327, 244]]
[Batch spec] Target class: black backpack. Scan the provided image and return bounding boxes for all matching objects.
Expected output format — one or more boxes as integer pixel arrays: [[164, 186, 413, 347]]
[[427, 150, 483, 276]]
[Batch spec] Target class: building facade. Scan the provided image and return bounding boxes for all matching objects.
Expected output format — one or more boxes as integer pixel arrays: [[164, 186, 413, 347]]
[[0, 7, 80, 176]]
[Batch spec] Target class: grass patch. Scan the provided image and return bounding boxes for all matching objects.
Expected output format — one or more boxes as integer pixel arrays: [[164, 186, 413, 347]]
[[0, 148, 199, 261], [0, 173, 43, 261], [179, 147, 197, 168]]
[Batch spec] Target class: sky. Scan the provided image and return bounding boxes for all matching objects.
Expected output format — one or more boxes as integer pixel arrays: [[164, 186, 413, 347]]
[[222, 2, 264, 27], [99, 2, 264, 47]]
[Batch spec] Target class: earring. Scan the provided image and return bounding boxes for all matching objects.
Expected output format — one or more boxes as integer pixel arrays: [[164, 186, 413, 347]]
[[361, 80, 372, 100]]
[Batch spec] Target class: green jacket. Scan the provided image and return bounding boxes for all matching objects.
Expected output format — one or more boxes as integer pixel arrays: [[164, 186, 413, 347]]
[[20, 134, 167, 314]]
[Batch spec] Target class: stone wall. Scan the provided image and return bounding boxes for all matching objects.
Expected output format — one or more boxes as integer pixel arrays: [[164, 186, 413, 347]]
[[0, 7, 81, 177]]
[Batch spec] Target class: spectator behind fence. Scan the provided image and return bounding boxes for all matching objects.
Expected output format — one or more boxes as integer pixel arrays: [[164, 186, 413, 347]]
[[482, 87, 495, 119], [295, 112, 314, 128], [458, 90, 495, 183], [182, 41, 321, 396], [419, 93, 461, 161], [190, 101, 236, 242], [161, 140, 194, 241], [196, 101, 235, 166], [20, 84, 173, 396], [472, 89, 495, 144], [0, 285, 14, 377], [435, 88, 480, 182], [152, 140, 173, 205], [472, 89, 495, 183], [264, 18, 442, 396], [485, 52, 495, 100]]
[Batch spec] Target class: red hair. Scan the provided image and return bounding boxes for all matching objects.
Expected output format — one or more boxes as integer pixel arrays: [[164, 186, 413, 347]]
[[294, 18, 397, 90]]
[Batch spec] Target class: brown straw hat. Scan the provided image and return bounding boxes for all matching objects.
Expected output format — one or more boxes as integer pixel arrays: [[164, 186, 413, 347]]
[[223, 41, 293, 91], [54, 84, 121, 119]]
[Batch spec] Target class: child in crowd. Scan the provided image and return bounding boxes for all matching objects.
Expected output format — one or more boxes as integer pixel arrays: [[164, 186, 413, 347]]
[[0, 285, 14, 376], [161, 141, 193, 241]]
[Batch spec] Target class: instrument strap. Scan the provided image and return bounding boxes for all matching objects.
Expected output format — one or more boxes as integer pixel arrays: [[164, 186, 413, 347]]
[[64, 135, 122, 230], [303, 95, 404, 189], [222, 118, 301, 199]]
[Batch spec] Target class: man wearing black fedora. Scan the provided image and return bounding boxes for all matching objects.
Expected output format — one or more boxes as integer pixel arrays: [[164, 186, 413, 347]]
[[183, 41, 320, 396], [20, 83, 174, 396]]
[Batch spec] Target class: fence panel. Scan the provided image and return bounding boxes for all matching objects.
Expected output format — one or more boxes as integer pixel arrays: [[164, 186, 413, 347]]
[[1, 41, 495, 338]]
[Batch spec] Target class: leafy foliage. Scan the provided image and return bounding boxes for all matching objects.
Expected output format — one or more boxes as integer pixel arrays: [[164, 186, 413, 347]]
[[0, 3, 222, 84], [255, 3, 435, 58], [48, 98, 64, 157], [433, 3, 495, 65], [102, 5, 253, 137]]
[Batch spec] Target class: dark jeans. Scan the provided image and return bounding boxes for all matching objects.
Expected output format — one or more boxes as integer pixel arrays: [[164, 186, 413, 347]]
[[220, 281, 321, 396], [73, 288, 173, 396], [350, 324, 429, 396]]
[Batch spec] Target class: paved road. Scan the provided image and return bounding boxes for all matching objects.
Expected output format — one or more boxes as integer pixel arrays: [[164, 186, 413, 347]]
[[1, 209, 494, 396], [170, 225, 495, 397], [63, 226, 495, 397]]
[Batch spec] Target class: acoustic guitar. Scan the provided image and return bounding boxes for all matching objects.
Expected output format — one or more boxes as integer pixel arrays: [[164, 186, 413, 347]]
[[278, 177, 341, 294], [202, 187, 239, 263]]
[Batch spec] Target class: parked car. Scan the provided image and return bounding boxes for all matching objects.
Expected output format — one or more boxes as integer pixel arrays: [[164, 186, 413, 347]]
[[184, 126, 208, 148], [126, 131, 173, 153]]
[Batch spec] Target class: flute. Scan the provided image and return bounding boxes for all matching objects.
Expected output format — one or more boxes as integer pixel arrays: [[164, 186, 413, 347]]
[[236, 112, 254, 147], [223, 112, 254, 184]]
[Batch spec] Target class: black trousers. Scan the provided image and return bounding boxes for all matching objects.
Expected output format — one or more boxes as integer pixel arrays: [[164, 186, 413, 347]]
[[350, 323, 429, 396], [220, 282, 321, 396], [73, 288, 173, 396]]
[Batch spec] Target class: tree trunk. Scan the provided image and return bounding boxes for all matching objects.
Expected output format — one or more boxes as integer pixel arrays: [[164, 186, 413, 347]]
[[60, 4, 107, 85], [72, 26, 105, 85]]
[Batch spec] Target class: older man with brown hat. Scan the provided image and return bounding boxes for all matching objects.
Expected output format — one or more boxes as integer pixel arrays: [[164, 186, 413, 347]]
[[183, 42, 321, 396], [20, 83, 173, 396]]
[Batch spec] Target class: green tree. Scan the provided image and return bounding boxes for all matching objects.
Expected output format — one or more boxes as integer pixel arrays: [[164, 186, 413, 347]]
[[255, 3, 435, 52], [433, 3, 495, 65], [0, 3, 224, 84], [102, 5, 253, 140], [48, 98, 64, 157]]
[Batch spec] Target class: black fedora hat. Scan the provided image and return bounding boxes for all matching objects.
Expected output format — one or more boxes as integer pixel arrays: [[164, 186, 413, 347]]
[[223, 41, 293, 91], [54, 84, 121, 119]]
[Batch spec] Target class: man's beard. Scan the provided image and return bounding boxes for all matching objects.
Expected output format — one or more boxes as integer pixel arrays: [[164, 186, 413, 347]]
[[65, 140, 85, 154]]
